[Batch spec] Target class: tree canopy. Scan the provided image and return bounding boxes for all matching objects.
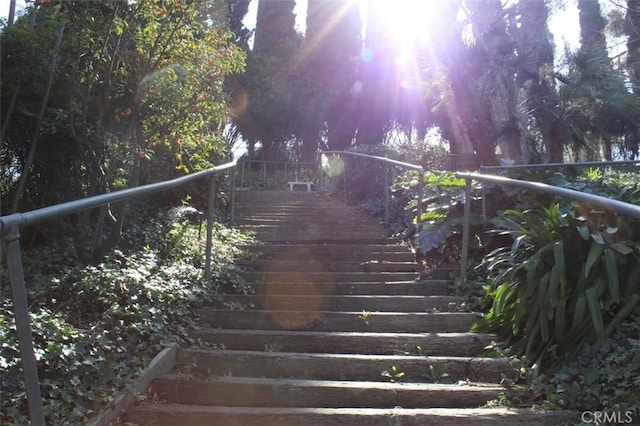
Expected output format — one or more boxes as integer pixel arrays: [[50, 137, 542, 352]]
[[3, 0, 640, 256], [1, 0, 245, 261], [224, 0, 640, 165]]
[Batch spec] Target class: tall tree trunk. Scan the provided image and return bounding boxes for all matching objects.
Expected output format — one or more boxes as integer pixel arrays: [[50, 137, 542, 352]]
[[627, 0, 640, 91], [355, 2, 396, 146], [517, 0, 564, 163], [254, 0, 296, 54], [577, 0, 612, 160], [466, 0, 520, 164], [10, 22, 65, 213], [304, 0, 361, 153], [249, 0, 298, 159], [625, 0, 640, 157], [7, 0, 16, 29]]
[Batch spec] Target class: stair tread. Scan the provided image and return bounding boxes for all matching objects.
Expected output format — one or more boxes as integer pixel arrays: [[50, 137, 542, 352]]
[[125, 404, 579, 426], [179, 347, 506, 361], [193, 328, 490, 338], [198, 308, 474, 315], [196, 309, 476, 332], [159, 374, 508, 389]]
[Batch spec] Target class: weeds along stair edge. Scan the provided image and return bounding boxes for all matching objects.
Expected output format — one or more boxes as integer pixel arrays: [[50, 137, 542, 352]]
[[123, 190, 576, 426]]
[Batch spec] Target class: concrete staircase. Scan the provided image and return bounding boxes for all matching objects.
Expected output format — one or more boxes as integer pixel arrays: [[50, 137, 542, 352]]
[[123, 190, 575, 425]]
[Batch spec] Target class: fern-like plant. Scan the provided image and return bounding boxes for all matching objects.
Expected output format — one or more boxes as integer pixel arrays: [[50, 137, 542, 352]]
[[475, 204, 640, 373]]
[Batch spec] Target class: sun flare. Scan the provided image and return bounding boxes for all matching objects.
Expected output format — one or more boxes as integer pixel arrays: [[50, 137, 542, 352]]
[[363, 0, 442, 50]]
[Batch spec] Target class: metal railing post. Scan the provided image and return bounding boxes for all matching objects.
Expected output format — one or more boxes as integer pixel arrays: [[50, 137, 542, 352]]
[[205, 174, 216, 280], [383, 163, 390, 225], [343, 156, 348, 205], [479, 166, 486, 225], [317, 153, 323, 190], [416, 168, 425, 232], [240, 160, 246, 188], [481, 186, 487, 226], [3, 225, 46, 426], [460, 179, 472, 281], [230, 166, 236, 224]]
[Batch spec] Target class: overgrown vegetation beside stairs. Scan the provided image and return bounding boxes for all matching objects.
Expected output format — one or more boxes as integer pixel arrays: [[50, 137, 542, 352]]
[[0, 202, 254, 425]]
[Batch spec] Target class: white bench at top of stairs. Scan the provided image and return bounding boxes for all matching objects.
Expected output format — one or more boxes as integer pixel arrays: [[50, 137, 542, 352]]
[[287, 181, 314, 191]]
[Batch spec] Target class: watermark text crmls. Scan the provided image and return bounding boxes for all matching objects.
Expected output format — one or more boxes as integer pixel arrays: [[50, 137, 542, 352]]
[[581, 410, 634, 424]]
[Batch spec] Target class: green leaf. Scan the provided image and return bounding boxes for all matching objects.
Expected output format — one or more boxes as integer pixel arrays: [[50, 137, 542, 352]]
[[605, 293, 640, 337], [604, 248, 620, 303], [493, 282, 514, 317], [577, 224, 590, 240], [539, 273, 550, 342], [549, 241, 565, 310], [591, 232, 605, 245], [586, 287, 605, 340], [554, 299, 566, 342], [584, 243, 603, 278], [572, 293, 588, 328]]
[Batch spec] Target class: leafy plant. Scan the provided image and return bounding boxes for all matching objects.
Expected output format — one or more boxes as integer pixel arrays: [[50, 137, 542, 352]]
[[358, 310, 372, 325], [381, 365, 405, 382], [545, 315, 640, 415], [410, 172, 469, 254], [474, 203, 640, 372], [0, 207, 252, 424], [426, 363, 448, 383], [264, 343, 282, 352]]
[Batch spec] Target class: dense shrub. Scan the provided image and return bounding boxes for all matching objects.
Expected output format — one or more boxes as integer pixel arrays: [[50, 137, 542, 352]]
[[545, 314, 640, 416], [0, 208, 253, 424], [474, 203, 640, 372]]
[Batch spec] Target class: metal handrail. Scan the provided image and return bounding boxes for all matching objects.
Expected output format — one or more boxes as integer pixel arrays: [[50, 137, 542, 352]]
[[456, 171, 640, 279], [479, 160, 640, 230], [322, 150, 424, 172], [320, 151, 425, 230], [480, 159, 640, 172], [0, 159, 238, 425]]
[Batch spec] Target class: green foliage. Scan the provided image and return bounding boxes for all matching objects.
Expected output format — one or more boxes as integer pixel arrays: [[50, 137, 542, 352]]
[[381, 365, 405, 382], [545, 315, 640, 416], [412, 171, 469, 254], [474, 203, 640, 372], [1, 0, 245, 215], [232, 0, 301, 161], [0, 208, 253, 424]]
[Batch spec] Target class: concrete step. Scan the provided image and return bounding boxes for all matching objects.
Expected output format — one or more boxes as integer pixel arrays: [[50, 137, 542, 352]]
[[240, 271, 421, 283], [245, 250, 416, 263], [242, 280, 451, 296], [217, 294, 464, 312], [189, 328, 495, 356], [124, 405, 580, 426], [234, 228, 386, 241], [235, 214, 382, 222], [176, 348, 515, 383], [235, 222, 383, 231], [237, 259, 421, 273], [149, 375, 510, 408], [196, 309, 476, 332], [241, 242, 412, 254]]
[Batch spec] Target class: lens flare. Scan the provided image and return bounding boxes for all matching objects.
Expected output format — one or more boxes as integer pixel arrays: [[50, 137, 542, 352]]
[[322, 155, 345, 178]]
